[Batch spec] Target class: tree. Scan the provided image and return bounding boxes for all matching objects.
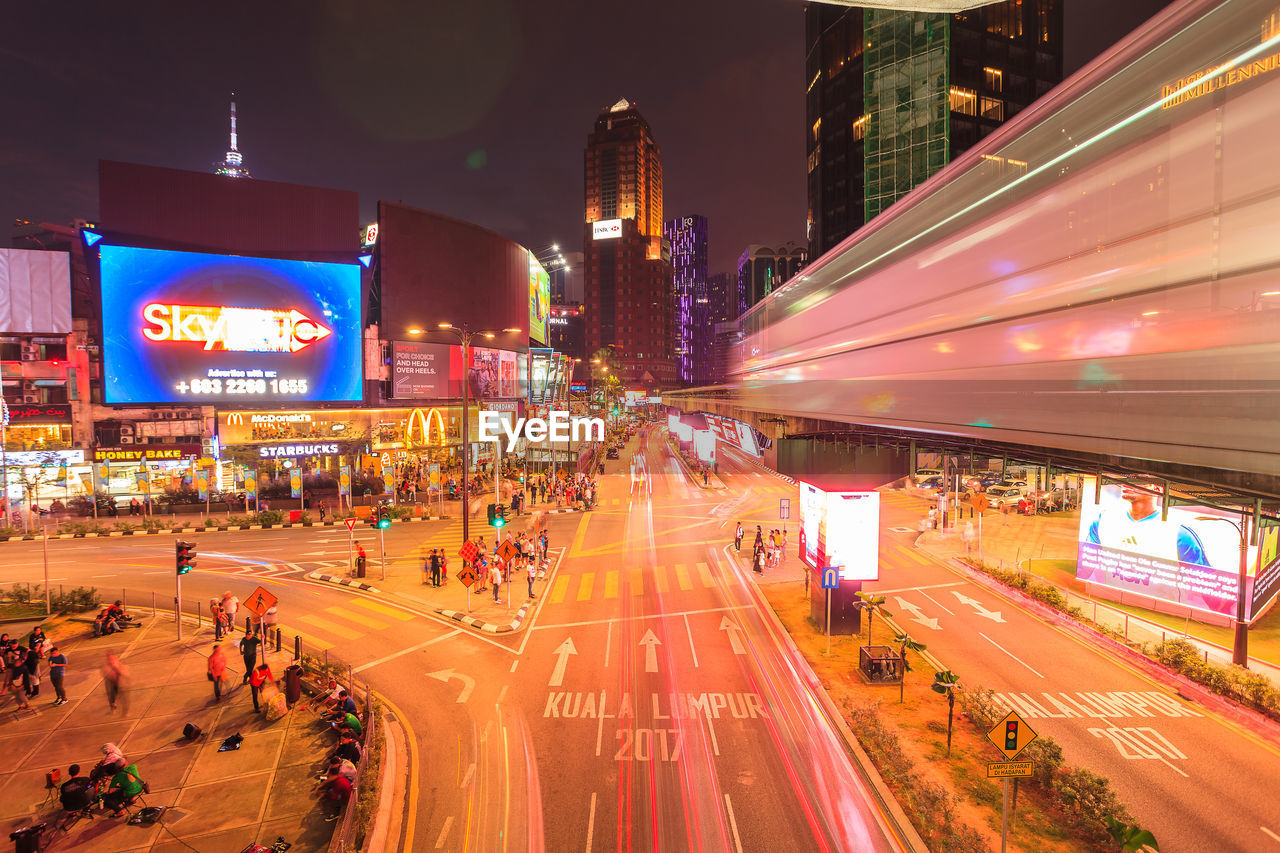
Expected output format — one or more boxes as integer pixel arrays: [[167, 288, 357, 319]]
[[854, 591, 890, 649], [931, 670, 960, 757], [893, 631, 927, 704], [1104, 817, 1159, 852]]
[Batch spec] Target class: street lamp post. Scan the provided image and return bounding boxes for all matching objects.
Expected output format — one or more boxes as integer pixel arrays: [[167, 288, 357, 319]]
[[1195, 514, 1252, 667], [430, 323, 521, 548]]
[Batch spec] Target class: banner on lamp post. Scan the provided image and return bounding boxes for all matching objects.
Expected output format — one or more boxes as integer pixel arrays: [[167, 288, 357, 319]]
[[290, 467, 302, 499], [196, 467, 209, 501], [135, 468, 150, 491], [339, 465, 351, 498], [94, 462, 110, 494], [245, 469, 258, 501], [381, 465, 394, 496]]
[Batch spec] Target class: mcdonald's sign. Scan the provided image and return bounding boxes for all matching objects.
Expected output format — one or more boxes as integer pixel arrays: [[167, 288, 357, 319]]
[[405, 408, 446, 448]]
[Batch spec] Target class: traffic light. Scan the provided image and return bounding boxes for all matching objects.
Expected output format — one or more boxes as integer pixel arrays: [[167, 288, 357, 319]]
[[487, 503, 505, 528], [175, 540, 196, 575], [376, 505, 392, 530], [1004, 720, 1019, 752]]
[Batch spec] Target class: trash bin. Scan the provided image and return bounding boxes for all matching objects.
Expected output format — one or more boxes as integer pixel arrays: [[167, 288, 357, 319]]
[[284, 664, 302, 707], [288, 509, 302, 523], [356, 555, 367, 578]]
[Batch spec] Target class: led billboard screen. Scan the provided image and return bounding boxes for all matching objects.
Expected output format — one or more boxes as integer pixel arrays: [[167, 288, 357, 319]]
[[798, 481, 880, 581], [99, 245, 362, 404], [529, 253, 550, 346], [1075, 477, 1276, 619]]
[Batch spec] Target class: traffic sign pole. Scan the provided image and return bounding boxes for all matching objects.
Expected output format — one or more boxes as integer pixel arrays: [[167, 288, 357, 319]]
[[1002, 780, 1009, 853]]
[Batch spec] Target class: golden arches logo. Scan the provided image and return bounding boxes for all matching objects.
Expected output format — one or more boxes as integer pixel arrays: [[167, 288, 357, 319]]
[[226, 413, 245, 426], [406, 408, 446, 448]]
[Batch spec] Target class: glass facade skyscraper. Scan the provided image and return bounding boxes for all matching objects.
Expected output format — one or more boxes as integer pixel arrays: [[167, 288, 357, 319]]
[[664, 215, 708, 386]]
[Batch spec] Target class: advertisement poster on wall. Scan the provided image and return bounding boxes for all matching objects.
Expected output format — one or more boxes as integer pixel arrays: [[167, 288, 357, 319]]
[[798, 480, 880, 581], [391, 341, 452, 399], [1075, 477, 1278, 619], [529, 253, 550, 345], [499, 350, 518, 398], [98, 244, 362, 404]]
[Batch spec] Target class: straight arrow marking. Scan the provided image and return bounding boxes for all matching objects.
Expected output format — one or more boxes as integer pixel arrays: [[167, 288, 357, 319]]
[[639, 628, 661, 673], [549, 637, 577, 687], [719, 616, 746, 654]]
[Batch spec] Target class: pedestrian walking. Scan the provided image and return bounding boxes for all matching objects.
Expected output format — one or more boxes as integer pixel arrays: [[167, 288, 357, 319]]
[[207, 645, 228, 702], [249, 662, 274, 713], [239, 630, 261, 683], [102, 653, 129, 714], [5, 655, 29, 711], [734, 522, 744, 552], [430, 549, 442, 587], [49, 646, 67, 705], [318, 499, 328, 522], [221, 592, 240, 634], [489, 561, 502, 603], [209, 598, 225, 640], [526, 558, 537, 599]]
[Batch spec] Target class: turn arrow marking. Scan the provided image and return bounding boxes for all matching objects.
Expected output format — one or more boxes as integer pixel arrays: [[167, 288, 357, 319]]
[[639, 629, 662, 673], [950, 590, 1006, 623], [549, 637, 578, 687], [719, 616, 747, 654], [892, 596, 941, 630], [427, 668, 475, 703]]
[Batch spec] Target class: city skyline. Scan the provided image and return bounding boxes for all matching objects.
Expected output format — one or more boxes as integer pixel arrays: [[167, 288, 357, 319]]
[[3, 0, 1168, 279]]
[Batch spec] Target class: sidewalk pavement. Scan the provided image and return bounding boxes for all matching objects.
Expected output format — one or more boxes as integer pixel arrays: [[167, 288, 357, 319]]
[[0, 613, 336, 852]]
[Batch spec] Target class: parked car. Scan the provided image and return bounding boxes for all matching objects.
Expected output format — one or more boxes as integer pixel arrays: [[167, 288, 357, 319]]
[[917, 476, 943, 490], [914, 468, 942, 482], [606, 448, 620, 459], [984, 485, 1028, 508]]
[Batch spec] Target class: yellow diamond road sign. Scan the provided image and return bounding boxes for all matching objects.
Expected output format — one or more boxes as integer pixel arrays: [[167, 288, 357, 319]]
[[986, 709, 1037, 760]]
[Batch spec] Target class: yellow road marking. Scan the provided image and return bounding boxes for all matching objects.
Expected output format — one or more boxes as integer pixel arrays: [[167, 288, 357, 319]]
[[696, 562, 715, 587], [895, 545, 930, 566], [604, 571, 618, 599], [349, 598, 414, 620], [675, 563, 693, 590], [577, 573, 595, 601], [324, 605, 387, 630], [654, 565, 669, 593], [549, 576, 570, 604], [630, 569, 644, 595], [569, 512, 592, 558], [275, 624, 334, 651], [298, 614, 363, 640]]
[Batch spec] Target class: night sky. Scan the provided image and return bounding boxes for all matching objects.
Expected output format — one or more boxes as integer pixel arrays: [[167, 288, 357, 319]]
[[2, 0, 1169, 278]]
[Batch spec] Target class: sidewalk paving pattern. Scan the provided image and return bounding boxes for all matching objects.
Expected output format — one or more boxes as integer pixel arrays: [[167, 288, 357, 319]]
[[0, 617, 336, 852]]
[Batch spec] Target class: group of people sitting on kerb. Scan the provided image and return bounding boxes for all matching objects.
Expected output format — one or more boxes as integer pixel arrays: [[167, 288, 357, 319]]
[[54, 743, 147, 826], [311, 678, 365, 820], [92, 601, 135, 637]]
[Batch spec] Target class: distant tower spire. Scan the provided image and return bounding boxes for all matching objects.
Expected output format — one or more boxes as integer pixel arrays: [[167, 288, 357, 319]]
[[213, 93, 251, 178]]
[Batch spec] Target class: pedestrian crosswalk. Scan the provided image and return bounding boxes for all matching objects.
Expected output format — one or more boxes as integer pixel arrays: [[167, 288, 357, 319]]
[[545, 562, 724, 604], [276, 595, 415, 651]]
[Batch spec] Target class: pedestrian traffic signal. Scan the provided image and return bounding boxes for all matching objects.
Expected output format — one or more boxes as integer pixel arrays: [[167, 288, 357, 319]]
[[376, 505, 392, 530], [175, 540, 196, 575], [487, 503, 505, 528]]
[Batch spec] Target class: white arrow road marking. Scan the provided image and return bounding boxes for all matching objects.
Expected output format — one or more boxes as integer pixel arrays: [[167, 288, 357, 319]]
[[427, 668, 475, 703], [893, 596, 940, 630], [719, 616, 747, 654], [951, 590, 1006, 623], [639, 628, 662, 673], [549, 637, 578, 687]]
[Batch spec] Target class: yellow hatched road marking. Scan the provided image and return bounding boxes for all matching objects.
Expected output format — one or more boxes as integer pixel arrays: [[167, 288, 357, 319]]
[[549, 576, 571, 604], [577, 573, 595, 601], [298, 614, 363, 640], [324, 606, 387, 630], [276, 624, 334, 651], [696, 562, 715, 588], [349, 598, 414, 621], [654, 565, 669, 593], [604, 571, 619, 599], [674, 563, 693, 590], [896, 545, 931, 566], [630, 569, 644, 595]]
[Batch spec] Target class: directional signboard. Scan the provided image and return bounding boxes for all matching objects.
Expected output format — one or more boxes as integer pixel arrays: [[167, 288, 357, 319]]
[[243, 586, 279, 619], [455, 566, 478, 588], [986, 710, 1037, 760], [820, 567, 840, 590]]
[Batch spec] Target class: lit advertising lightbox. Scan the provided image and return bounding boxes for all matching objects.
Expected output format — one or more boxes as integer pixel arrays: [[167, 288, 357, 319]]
[[99, 245, 362, 404], [391, 341, 452, 399], [528, 253, 550, 345], [1076, 477, 1275, 619], [798, 481, 880, 581]]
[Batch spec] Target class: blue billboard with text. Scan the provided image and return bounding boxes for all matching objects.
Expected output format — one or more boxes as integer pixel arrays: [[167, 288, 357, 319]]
[[99, 245, 362, 404]]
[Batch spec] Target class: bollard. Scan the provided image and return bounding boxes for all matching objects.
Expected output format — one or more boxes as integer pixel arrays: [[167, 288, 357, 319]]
[[122, 589, 126, 610], [294, 634, 301, 661], [348, 664, 353, 696], [324, 649, 329, 670], [275, 627, 281, 653], [245, 616, 251, 634], [197, 601, 202, 628]]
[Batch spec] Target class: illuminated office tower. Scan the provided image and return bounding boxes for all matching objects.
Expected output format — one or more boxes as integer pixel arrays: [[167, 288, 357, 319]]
[[583, 99, 675, 388], [805, 1, 1063, 258], [664, 215, 709, 386]]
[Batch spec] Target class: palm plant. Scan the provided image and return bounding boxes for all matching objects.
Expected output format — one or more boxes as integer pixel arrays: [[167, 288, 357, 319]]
[[931, 669, 960, 756], [893, 631, 927, 704], [854, 591, 890, 649]]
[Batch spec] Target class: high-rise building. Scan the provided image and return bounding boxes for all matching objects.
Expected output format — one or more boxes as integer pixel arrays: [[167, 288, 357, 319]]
[[664, 215, 708, 386], [737, 243, 807, 313], [212, 94, 251, 179], [707, 272, 738, 325], [805, 1, 1063, 258], [583, 99, 675, 388]]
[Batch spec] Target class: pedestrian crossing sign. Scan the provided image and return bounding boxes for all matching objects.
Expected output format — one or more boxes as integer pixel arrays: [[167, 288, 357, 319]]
[[498, 540, 519, 562], [244, 586, 278, 619]]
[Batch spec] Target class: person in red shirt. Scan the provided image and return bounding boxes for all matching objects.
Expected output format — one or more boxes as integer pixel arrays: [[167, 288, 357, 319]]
[[249, 663, 274, 713], [316, 765, 353, 821]]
